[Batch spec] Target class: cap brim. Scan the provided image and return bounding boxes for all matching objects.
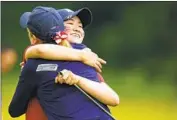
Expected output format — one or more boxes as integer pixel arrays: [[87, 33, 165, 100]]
[[74, 8, 92, 28], [19, 12, 31, 29]]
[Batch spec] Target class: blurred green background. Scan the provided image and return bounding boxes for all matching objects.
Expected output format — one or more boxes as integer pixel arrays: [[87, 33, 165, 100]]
[[1, 1, 177, 120]]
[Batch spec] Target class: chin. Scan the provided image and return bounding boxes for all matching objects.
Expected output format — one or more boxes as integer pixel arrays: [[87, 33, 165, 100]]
[[68, 38, 83, 44]]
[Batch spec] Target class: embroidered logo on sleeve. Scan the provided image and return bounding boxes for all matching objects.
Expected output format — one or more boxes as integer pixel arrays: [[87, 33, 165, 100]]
[[36, 64, 58, 72]]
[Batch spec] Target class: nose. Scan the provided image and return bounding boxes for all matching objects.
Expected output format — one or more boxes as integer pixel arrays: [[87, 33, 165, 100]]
[[73, 27, 80, 33]]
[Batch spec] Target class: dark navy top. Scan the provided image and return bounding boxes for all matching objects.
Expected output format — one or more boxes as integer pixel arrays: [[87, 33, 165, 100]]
[[9, 43, 113, 120]]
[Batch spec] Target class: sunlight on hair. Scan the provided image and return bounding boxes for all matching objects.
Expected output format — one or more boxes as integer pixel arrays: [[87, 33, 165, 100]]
[[27, 28, 36, 41]]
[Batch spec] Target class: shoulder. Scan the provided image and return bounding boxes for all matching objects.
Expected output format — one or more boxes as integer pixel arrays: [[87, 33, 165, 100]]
[[20, 59, 45, 82], [25, 59, 39, 66], [22, 59, 39, 74]]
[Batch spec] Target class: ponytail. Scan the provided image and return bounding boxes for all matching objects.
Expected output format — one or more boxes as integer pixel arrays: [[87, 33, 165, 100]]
[[27, 28, 36, 41]]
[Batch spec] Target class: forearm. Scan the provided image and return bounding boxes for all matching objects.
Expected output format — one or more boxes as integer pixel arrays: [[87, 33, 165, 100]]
[[9, 65, 37, 117], [76, 75, 119, 106], [9, 80, 30, 117], [25, 44, 83, 61]]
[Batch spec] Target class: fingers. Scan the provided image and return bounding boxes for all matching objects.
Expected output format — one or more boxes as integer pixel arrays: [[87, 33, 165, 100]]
[[20, 62, 25, 70], [62, 71, 69, 80], [98, 58, 107, 64], [94, 63, 102, 73], [60, 69, 69, 79], [64, 71, 78, 85], [92, 53, 106, 66], [55, 73, 65, 84], [20, 62, 24, 66], [55, 77, 58, 83], [64, 74, 72, 85], [94, 58, 106, 73], [91, 51, 106, 65], [96, 60, 102, 69], [20, 62, 25, 67], [55, 69, 78, 85]]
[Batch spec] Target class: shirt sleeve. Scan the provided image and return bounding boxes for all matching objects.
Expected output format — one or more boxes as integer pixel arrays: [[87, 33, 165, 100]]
[[97, 73, 105, 82], [8, 60, 38, 117]]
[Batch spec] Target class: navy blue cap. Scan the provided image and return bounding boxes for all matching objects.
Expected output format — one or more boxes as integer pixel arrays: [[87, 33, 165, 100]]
[[20, 6, 64, 42], [57, 7, 92, 28], [20, 12, 31, 29]]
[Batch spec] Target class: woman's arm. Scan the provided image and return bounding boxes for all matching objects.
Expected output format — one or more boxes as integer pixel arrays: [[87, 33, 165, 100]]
[[76, 75, 120, 106], [55, 70, 120, 107], [25, 44, 83, 61], [25, 44, 106, 73]]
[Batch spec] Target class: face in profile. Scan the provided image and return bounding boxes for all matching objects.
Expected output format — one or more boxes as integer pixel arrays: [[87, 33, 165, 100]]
[[64, 16, 85, 44]]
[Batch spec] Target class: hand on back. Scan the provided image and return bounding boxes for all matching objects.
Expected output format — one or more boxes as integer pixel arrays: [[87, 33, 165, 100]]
[[81, 48, 106, 73]]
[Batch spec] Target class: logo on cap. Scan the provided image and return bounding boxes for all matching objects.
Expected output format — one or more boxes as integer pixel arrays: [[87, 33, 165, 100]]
[[66, 15, 73, 19], [51, 26, 60, 30]]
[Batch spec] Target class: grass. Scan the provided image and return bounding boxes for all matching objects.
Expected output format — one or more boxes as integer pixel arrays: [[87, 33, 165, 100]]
[[2, 71, 177, 120]]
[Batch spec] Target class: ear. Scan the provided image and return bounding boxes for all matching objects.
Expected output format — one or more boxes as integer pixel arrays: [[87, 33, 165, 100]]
[[32, 39, 38, 45], [31, 35, 38, 45]]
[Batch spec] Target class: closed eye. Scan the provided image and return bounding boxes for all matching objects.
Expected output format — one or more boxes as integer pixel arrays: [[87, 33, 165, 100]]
[[79, 25, 83, 28], [66, 22, 73, 25]]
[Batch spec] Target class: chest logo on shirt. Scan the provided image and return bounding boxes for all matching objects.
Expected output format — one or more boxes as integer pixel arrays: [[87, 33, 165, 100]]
[[36, 64, 58, 72]]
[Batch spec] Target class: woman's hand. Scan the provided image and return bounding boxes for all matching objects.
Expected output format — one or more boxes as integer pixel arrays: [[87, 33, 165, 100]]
[[55, 69, 119, 106], [55, 69, 79, 85], [20, 62, 25, 70], [81, 48, 106, 73]]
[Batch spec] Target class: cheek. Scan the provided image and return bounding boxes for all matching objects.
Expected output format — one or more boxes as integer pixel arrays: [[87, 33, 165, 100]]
[[80, 30, 85, 38], [65, 34, 73, 42], [64, 25, 72, 31], [64, 28, 72, 34]]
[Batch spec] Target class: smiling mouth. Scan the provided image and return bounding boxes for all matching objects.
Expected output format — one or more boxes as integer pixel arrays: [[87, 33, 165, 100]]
[[71, 33, 80, 38]]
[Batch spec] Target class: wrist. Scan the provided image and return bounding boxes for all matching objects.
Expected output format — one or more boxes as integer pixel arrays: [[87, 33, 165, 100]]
[[75, 75, 81, 85]]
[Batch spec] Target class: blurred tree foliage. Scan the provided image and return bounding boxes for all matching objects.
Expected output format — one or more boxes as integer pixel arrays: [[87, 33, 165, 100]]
[[2, 1, 177, 86]]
